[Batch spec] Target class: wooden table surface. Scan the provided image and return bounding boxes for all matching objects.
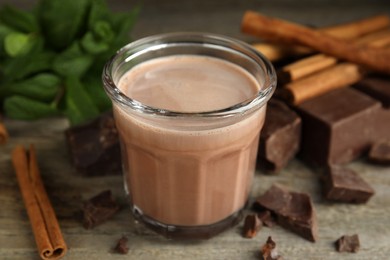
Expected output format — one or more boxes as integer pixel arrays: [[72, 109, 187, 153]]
[[1, 1, 390, 259]]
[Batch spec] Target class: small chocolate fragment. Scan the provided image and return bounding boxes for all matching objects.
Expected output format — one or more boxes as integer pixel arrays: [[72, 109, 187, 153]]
[[257, 210, 276, 228], [335, 234, 360, 253], [368, 140, 390, 165], [323, 165, 374, 203], [259, 99, 301, 172], [82, 190, 120, 229], [354, 75, 390, 107], [114, 236, 129, 254], [243, 214, 262, 238], [296, 87, 382, 166], [65, 111, 121, 176], [254, 184, 318, 242], [260, 236, 282, 260]]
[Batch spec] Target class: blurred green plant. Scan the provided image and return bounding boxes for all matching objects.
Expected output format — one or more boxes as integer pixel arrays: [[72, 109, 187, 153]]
[[0, 0, 139, 125]]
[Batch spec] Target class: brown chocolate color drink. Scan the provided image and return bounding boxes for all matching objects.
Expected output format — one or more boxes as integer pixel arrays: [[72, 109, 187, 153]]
[[103, 33, 276, 238]]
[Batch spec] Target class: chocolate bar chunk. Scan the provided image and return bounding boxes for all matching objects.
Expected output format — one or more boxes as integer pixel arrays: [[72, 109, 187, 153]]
[[82, 190, 120, 229], [243, 214, 262, 238], [65, 111, 121, 176], [296, 87, 382, 166], [259, 99, 301, 172], [354, 75, 390, 107], [254, 184, 318, 242], [323, 165, 374, 203], [368, 141, 390, 165], [335, 234, 360, 253], [114, 236, 129, 254]]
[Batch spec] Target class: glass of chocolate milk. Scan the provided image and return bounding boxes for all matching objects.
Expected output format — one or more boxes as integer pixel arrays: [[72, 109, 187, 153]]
[[103, 33, 276, 239]]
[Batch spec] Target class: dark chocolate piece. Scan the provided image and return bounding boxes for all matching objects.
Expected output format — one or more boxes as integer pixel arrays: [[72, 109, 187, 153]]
[[368, 140, 390, 165], [335, 234, 360, 253], [254, 184, 318, 242], [323, 165, 374, 203], [259, 99, 301, 172], [65, 111, 121, 176], [243, 214, 262, 238], [258, 210, 276, 228], [260, 236, 282, 260], [354, 75, 390, 107], [82, 190, 120, 229], [114, 236, 129, 254], [296, 87, 381, 166]]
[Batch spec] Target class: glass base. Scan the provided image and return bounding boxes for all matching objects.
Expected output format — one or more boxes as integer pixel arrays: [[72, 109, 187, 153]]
[[131, 206, 244, 239]]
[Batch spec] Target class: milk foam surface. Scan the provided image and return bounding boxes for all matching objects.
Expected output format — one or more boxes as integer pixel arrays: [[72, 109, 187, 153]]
[[118, 55, 260, 112]]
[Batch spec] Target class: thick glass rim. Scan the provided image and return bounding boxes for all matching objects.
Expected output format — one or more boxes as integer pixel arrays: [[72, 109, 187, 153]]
[[102, 32, 277, 118]]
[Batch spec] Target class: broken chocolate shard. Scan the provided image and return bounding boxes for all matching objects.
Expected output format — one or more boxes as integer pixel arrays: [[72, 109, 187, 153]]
[[335, 234, 360, 253], [259, 99, 301, 172], [296, 87, 381, 166], [114, 236, 129, 254], [65, 111, 121, 176], [254, 184, 318, 242], [368, 140, 390, 165], [257, 210, 276, 228], [243, 214, 262, 238], [82, 190, 120, 229], [323, 165, 375, 203]]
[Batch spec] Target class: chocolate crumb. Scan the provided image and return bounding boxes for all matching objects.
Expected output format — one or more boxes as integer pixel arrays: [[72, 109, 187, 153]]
[[368, 140, 390, 165], [335, 234, 360, 253], [257, 210, 276, 228], [261, 236, 282, 260], [82, 190, 120, 229], [114, 236, 129, 254], [243, 214, 262, 238]]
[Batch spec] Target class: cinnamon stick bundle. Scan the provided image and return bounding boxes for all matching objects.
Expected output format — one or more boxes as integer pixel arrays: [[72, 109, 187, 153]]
[[279, 29, 390, 83], [252, 14, 390, 61], [242, 11, 390, 75], [12, 145, 67, 260]]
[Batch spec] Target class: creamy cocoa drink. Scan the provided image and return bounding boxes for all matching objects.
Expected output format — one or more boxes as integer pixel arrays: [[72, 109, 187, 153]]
[[103, 33, 276, 238]]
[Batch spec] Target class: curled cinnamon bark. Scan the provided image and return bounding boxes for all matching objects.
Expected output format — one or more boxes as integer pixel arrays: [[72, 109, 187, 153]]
[[12, 145, 67, 260]]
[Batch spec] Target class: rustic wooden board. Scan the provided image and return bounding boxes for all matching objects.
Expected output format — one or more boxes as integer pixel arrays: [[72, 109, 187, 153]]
[[1, 1, 390, 259]]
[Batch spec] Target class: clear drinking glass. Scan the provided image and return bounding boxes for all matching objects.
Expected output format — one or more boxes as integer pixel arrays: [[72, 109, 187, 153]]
[[102, 32, 276, 239]]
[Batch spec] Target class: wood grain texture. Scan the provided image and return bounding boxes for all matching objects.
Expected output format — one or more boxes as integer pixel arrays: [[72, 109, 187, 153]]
[[1, 1, 390, 259]]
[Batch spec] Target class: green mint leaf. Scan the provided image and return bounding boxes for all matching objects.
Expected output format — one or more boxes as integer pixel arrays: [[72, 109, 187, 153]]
[[4, 95, 59, 120], [80, 31, 109, 54], [0, 5, 39, 33], [64, 76, 100, 125], [110, 5, 140, 47], [52, 42, 93, 77], [83, 75, 111, 112], [0, 24, 15, 57], [2, 51, 55, 81], [92, 21, 114, 42], [0, 73, 61, 101], [4, 32, 35, 57], [88, 0, 110, 28], [38, 0, 91, 50]]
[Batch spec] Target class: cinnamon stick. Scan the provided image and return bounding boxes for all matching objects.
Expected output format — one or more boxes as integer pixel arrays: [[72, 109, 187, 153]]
[[0, 122, 9, 144], [241, 11, 390, 75], [12, 145, 67, 260], [279, 29, 390, 83], [280, 63, 367, 105], [252, 14, 390, 61]]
